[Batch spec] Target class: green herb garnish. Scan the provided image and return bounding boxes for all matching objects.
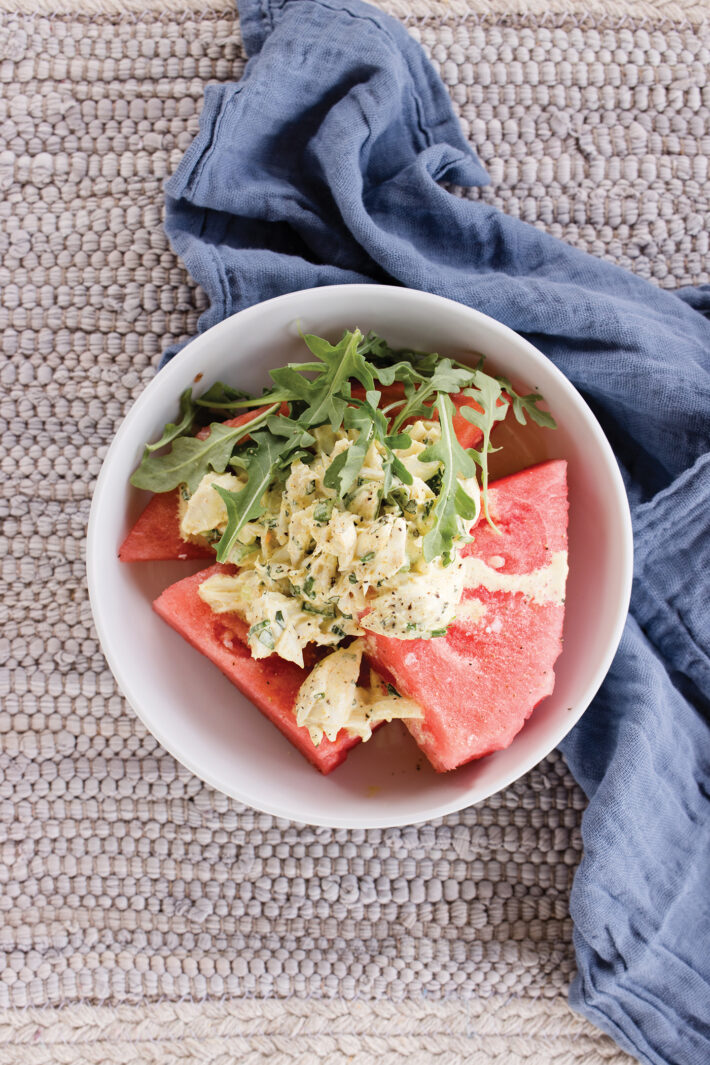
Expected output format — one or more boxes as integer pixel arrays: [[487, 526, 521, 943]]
[[313, 500, 334, 525], [496, 375, 557, 429], [142, 388, 196, 453], [130, 403, 278, 494], [302, 602, 337, 618], [248, 619, 275, 650], [130, 329, 557, 573], [418, 394, 480, 563]]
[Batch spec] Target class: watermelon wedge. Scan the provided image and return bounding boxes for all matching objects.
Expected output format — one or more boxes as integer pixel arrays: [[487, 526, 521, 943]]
[[119, 406, 277, 563], [119, 489, 214, 562], [362, 460, 568, 772], [152, 564, 363, 774]]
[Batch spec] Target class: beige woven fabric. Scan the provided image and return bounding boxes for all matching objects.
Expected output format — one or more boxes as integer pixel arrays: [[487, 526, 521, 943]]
[[1, 0, 709, 27], [0, 998, 634, 1063], [1, 3, 708, 1061]]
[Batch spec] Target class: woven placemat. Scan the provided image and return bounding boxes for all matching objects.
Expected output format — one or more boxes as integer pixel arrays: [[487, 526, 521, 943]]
[[1, 3, 708, 1061]]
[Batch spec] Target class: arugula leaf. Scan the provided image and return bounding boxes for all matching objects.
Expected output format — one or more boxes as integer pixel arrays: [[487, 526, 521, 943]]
[[419, 394, 480, 563], [459, 373, 508, 526], [194, 381, 256, 410], [266, 412, 316, 453], [323, 400, 380, 496], [355, 332, 395, 360], [210, 330, 377, 425], [496, 375, 557, 429], [299, 330, 375, 428], [375, 361, 427, 388], [130, 404, 278, 494], [382, 448, 413, 497], [143, 388, 196, 453], [389, 359, 476, 433], [323, 447, 364, 499], [323, 396, 413, 501], [267, 366, 319, 404], [213, 431, 285, 562]]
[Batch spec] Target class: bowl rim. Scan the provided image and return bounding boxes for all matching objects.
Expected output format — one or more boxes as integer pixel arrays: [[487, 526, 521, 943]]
[[87, 284, 633, 827]]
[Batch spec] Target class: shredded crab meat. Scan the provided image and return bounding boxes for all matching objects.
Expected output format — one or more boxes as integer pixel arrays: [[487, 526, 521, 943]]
[[190, 418, 480, 665]]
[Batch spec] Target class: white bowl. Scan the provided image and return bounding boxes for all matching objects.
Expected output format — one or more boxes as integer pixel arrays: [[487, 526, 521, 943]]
[[87, 285, 632, 828]]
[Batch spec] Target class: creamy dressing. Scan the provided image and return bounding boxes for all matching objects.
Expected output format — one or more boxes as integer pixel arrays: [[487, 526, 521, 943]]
[[360, 559, 466, 637], [454, 598, 488, 624], [462, 550, 568, 606]]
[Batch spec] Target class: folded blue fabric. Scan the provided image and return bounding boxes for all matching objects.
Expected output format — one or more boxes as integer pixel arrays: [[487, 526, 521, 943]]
[[163, 1, 710, 1061]]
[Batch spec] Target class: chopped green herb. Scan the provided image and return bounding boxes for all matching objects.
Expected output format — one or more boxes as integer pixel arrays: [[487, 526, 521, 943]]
[[302, 602, 336, 618], [248, 619, 275, 649], [313, 500, 334, 524], [359, 551, 375, 563]]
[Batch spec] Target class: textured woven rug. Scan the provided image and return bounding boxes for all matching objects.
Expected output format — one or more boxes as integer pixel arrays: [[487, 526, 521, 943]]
[[1, 0, 708, 1061]]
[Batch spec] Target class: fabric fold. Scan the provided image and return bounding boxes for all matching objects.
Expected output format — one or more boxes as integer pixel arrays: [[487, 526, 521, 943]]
[[162, 1, 710, 1062], [561, 616, 710, 1065]]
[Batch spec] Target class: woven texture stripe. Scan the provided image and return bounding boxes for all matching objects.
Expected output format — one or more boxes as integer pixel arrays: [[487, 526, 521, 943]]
[[0, 998, 634, 1063], [1, 6, 708, 1063], [0, 0, 708, 26]]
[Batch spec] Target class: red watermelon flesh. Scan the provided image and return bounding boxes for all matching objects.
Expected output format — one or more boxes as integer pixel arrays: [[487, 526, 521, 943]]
[[118, 489, 214, 562], [362, 460, 568, 772], [153, 564, 362, 774], [119, 406, 276, 563]]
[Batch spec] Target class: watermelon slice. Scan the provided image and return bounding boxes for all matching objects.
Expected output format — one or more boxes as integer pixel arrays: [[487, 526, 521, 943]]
[[152, 564, 363, 774], [362, 460, 568, 772], [119, 489, 213, 562], [119, 406, 276, 563]]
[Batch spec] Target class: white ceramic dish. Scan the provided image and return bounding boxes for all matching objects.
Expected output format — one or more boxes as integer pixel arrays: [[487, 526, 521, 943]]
[[87, 285, 632, 828]]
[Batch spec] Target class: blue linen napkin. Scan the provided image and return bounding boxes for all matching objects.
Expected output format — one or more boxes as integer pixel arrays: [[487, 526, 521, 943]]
[[163, 1, 710, 1061]]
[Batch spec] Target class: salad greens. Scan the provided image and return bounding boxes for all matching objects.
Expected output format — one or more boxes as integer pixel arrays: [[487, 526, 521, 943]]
[[131, 328, 555, 565], [418, 394, 481, 562], [130, 403, 279, 495]]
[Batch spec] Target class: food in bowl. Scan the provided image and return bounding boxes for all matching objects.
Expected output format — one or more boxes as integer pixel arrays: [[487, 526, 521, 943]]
[[120, 328, 566, 774]]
